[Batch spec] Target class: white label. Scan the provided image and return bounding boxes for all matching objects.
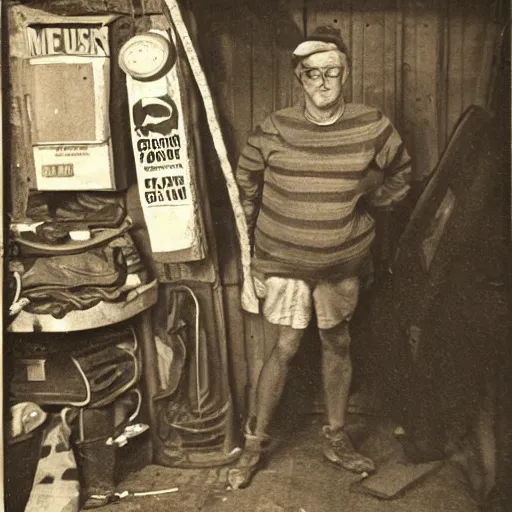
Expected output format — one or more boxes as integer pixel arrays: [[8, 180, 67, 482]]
[[33, 142, 114, 190], [23, 359, 46, 382]]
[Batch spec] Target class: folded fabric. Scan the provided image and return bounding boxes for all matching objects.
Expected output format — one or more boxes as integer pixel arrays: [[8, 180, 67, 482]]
[[14, 217, 133, 256], [21, 247, 126, 289], [26, 191, 125, 228], [22, 274, 144, 318]]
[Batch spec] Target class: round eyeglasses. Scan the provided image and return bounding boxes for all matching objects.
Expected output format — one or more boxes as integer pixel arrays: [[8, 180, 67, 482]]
[[300, 66, 343, 83]]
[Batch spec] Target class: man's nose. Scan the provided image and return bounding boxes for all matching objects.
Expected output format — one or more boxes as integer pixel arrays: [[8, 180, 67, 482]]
[[319, 74, 331, 88]]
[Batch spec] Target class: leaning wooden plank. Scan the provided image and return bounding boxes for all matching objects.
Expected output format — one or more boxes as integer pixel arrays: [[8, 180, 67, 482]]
[[163, 0, 259, 313]]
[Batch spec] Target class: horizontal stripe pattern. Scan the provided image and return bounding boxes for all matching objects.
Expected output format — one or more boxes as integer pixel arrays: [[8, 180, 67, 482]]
[[235, 102, 411, 278], [259, 204, 356, 230], [263, 179, 356, 203], [263, 188, 358, 221], [255, 217, 375, 265]]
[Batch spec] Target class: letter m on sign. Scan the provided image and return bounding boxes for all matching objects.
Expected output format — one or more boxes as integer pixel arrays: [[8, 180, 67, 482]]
[[27, 27, 44, 56]]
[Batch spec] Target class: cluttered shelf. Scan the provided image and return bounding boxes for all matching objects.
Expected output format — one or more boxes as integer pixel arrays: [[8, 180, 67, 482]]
[[8, 278, 158, 333]]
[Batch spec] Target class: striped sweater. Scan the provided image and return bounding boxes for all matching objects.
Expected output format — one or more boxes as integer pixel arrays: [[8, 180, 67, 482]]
[[235, 103, 412, 281]]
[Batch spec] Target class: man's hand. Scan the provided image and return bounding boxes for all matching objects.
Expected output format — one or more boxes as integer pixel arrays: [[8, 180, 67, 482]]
[[368, 184, 410, 209]]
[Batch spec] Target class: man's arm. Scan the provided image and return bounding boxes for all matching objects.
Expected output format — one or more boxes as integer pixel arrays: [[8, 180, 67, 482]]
[[235, 131, 266, 247], [368, 120, 412, 208]]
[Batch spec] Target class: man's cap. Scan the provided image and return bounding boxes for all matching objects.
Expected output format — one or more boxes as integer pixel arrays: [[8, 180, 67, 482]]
[[292, 26, 349, 65], [293, 41, 339, 58]]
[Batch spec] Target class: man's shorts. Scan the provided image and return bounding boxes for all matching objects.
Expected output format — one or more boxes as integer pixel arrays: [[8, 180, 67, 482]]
[[257, 276, 360, 330]]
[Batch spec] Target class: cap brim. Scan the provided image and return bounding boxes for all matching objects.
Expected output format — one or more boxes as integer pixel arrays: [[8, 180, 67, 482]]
[[292, 41, 339, 58]]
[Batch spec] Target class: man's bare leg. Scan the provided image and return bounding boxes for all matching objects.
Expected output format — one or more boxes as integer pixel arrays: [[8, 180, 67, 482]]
[[320, 321, 352, 431], [319, 321, 375, 473], [254, 325, 305, 436], [228, 325, 304, 489]]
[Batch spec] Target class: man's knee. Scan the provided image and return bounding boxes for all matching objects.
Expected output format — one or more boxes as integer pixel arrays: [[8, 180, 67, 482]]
[[319, 322, 351, 358], [274, 326, 304, 362]]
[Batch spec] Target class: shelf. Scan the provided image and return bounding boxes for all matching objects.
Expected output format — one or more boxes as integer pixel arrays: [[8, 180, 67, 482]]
[[8, 279, 158, 333]]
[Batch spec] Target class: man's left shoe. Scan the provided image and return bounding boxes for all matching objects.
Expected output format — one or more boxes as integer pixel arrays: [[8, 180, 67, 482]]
[[322, 426, 375, 474], [227, 419, 270, 490]]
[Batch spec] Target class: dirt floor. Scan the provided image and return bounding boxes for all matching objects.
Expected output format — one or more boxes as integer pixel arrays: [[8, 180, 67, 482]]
[[100, 415, 478, 512]]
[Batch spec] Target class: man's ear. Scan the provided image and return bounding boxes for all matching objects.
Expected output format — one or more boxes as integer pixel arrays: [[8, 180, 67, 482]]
[[293, 65, 303, 85]]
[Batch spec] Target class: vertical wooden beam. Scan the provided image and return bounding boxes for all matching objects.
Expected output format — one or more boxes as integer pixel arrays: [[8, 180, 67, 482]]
[[401, 0, 417, 178], [275, 41, 292, 110], [395, 0, 404, 134], [231, 3, 253, 156], [383, 1, 398, 124], [291, 0, 306, 105], [446, 0, 465, 139], [251, 7, 276, 130], [475, 17, 501, 110], [414, 0, 440, 178], [462, 2, 486, 111], [339, 0, 353, 102], [351, 4, 365, 103], [437, 0, 450, 149], [362, 0, 386, 109], [274, 0, 304, 110]]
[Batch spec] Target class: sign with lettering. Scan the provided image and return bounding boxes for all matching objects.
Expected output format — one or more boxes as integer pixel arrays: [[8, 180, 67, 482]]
[[27, 25, 110, 57], [126, 29, 202, 256], [34, 143, 114, 190]]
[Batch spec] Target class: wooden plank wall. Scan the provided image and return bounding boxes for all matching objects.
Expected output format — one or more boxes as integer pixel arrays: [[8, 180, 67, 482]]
[[193, 0, 504, 417]]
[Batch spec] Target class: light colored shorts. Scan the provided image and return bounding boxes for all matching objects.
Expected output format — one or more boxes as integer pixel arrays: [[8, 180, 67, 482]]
[[258, 276, 360, 330]]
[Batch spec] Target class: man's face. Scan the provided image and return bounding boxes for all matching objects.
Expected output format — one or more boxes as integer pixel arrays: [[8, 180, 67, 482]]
[[299, 50, 348, 110]]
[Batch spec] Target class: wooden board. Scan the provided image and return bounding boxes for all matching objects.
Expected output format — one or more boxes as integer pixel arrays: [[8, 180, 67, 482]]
[[251, 8, 276, 130], [446, 0, 465, 142], [362, 3, 385, 109], [401, 0, 418, 179], [383, 3, 398, 125], [414, 0, 440, 178], [350, 7, 365, 104]]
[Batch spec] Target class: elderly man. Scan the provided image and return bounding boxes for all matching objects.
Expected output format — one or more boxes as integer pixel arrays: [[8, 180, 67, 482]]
[[229, 26, 412, 489]]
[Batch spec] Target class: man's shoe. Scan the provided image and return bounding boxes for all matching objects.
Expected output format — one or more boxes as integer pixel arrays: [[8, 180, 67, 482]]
[[322, 426, 375, 474], [227, 421, 270, 490]]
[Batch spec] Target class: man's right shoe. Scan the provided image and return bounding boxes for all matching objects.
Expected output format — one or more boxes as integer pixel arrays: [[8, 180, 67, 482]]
[[322, 425, 375, 474]]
